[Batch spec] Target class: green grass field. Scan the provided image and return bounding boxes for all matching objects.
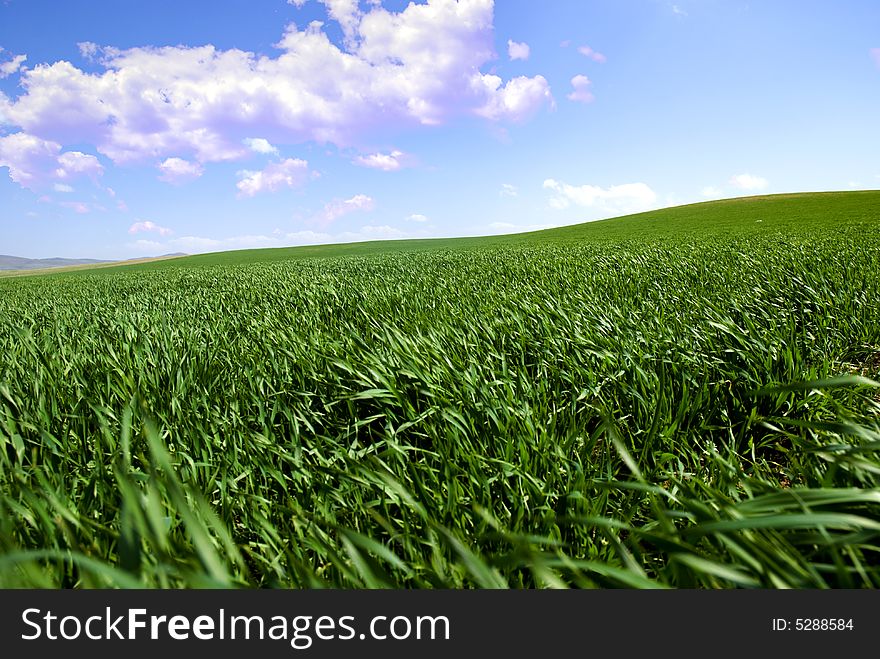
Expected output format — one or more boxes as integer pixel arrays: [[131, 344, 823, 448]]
[[1, 191, 879, 588]]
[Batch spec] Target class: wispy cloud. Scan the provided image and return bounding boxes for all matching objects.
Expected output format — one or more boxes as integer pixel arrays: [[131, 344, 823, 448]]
[[59, 201, 91, 214], [729, 173, 768, 191], [336, 225, 405, 242], [134, 223, 412, 256], [129, 220, 173, 236], [168, 234, 281, 253], [77, 41, 100, 61], [129, 239, 163, 252], [0, 52, 26, 79], [488, 221, 554, 233], [500, 183, 518, 197], [315, 194, 375, 225], [287, 225, 408, 246], [406, 213, 429, 223], [280, 225, 411, 249], [577, 45, 606, 64]]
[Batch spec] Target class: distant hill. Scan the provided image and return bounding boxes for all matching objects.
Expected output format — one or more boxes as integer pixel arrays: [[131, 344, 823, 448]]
[[0, 253, 188, 272], [0, 255, 111, 271]]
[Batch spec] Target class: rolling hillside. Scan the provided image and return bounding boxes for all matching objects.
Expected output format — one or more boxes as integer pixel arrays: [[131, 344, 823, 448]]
[[4, 192, 877, 278], [0, 190, 878, 589], [94, 190, 880, 272]]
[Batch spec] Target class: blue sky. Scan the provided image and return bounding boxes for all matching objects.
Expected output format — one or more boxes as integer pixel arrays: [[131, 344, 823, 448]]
[[1, 0, 878, 259]]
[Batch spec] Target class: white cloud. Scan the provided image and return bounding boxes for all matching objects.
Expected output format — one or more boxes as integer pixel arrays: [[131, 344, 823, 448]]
[[169, 234, 281, 252], [500, 183, 518, 197], [729, 173, 768, 191], [243, 138, 279, 155], [148, 222, 406, 256], [56, 151, 103, 179], [337, 224, 404, 241], [488, 221, 553, 233], [0, 53, 27, 79], [286, 229, 333, 245], [577, 45, 606, 64], [701, 186, 723, 199], [0, 132, 103, 190], [235, 158, 309, 197], [353, 150, 405, 171], [287, 224, 408, 245], [543, 179, 658, 214], [473, 74, 554, 122], [129, 220, 173, 236], [406, 213, 429, 222], [77, 42, 100, 61], [53, 183, 74, 193], [0, 134, 63, 188], [672, 4, 688, 17], [507, 40, 530, 61], [567, 75, 594, 104], [316, 193, 375, 224], [295, 0, 363, 42], [157, 157, 204, 185], [1, 1, 553, 175]]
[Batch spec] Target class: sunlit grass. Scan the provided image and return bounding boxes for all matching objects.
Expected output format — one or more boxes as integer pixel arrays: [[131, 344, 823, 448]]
[[0, 191, 878, 588]]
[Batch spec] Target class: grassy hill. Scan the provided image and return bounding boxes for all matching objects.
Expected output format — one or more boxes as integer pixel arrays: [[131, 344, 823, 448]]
[[0, 191, 878, 589], [6, 191, 876, 278], [87, 190, 880, 272]]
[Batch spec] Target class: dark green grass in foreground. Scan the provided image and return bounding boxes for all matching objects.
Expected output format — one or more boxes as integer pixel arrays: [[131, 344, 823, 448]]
[[0, 191, 879, 588]]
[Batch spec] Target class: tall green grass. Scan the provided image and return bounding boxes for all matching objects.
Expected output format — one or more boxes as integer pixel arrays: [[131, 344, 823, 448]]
[[0, 192, 878, 588]]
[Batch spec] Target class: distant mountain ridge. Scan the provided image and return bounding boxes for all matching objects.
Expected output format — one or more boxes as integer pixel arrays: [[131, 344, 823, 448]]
[[0, 255, 110, 271], [0, 253, 188, 271]]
